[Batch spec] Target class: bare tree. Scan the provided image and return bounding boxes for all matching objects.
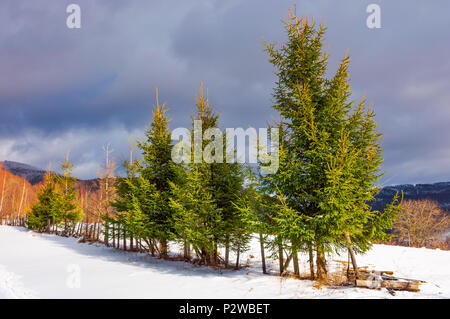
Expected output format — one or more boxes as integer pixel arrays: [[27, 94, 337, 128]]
[[0, 165, 38, 225], [0, 168, 5, 216], [97, 144, 116, 245], [17, 180, 26, 224], [394, 199, 449, 247]]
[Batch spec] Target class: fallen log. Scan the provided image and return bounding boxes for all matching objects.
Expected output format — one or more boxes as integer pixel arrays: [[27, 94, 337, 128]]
[[347, 269, 394, 278], [356, 279, 421, 292], [333, 261, 424, 292], [372, 270, 394, 275]]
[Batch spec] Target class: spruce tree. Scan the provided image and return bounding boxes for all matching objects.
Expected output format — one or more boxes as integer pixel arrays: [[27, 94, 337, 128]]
[[110, 138, 138, 249], [234, 165, 274, 274], [170, 84, 223, 265], [170, 162, 220, 265], [194, 84, 247, 266], [27, 155, 82, 234], [27, 171, 60, 232], [56, 152, 82, 236], [135, 89, 180, 257], [263, 7, 400, 279], [170, 84, 246, 266], [112, 93, 183, 257]]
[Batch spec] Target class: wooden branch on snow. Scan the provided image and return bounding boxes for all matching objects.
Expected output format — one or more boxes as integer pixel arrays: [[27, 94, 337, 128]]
[[339, 263, 424, 292], [356, 279, 421, 292]]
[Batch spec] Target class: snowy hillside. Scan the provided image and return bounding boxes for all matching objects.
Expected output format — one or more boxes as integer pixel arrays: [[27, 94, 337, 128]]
[[0, 226, 448, 299]]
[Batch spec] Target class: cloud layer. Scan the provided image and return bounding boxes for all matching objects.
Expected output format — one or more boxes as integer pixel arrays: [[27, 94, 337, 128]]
[[0, 0, 449, 184]]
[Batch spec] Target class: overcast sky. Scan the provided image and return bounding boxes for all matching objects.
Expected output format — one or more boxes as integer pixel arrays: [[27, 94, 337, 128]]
[[0, 0, 449, 185]]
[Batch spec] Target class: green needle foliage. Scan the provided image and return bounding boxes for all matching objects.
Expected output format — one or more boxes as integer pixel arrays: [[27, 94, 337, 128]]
[[169, 84, 247, 266], [27, 171, 60, 232], [136, 89, 182, 256], [103, 9, 399, 278], [262, 7, 400, 278], [27, 154, 82, 233], [170, 162, 221, 264], [57, 153, 83, 234], [111, 89, 181, 257]]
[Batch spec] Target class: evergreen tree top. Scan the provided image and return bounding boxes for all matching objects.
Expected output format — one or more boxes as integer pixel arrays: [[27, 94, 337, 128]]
[[191, 83, 220, 131], [261, 6, 399, 254], [145, 88, 171, 143]]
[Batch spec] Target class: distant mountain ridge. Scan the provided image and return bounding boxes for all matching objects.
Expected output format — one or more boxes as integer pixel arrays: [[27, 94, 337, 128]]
[[2, 160, 450, 212], [369, 182, 450, 213], [1, 160, 49, 185], [0, 160, 99, 191]]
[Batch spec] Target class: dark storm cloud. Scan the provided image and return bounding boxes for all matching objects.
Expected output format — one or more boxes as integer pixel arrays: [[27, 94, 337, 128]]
[[0, 0, 449, 183]]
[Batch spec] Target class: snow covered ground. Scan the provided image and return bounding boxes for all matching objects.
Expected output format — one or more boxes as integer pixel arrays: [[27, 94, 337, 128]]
[[0, 225, 448, 299]]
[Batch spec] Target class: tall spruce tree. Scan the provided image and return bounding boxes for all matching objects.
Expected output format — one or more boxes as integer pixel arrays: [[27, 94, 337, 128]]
[[263, 7, 400, 279], [195, 84, 247, 267], [171, 84, 223, 265], [27, 155, 82, 234], [135, 89, 180, 257], [27, 171, 60, 232], [170, 84, 246, 266], [57, 152, 82, 236], [110, 137, 139, 250]]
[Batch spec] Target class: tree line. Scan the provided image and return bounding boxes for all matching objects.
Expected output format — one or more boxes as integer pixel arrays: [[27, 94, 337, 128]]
[[23, 8, 404, 281], [0, 163, 38, 226]]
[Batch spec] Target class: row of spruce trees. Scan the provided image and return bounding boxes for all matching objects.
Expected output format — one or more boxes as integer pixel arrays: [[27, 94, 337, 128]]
[[27, 8, 401, 280], [27, 154, 82, 234], [109, 85, 250, 267]]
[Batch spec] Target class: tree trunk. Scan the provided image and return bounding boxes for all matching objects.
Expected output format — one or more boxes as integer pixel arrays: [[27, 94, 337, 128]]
[[116, 224, 120, 248], [225, 235, 230, 268], [292, 249, 299, 276], [344, 232, 358, 280], [278, 238, 284, 275], [0, 171, 6, 215], [282, 254, 292, 275], [96, 219, 101, 241], [316, 243, 327, 280], [160, 239, 168, 258], [112, 224, 116, 248], [291, 237, 299, 276], [76, 222, 82, 236], [18, 181, 26, 217], [149, 239, 155, 256], [235, 241, 241, 270], [123, 227, 127, 251], [183, 238, 190, 260], [209, 251, 216, 266], [214, 242, 218, 265], [308, 244, 315, 279], [259, 232, 267, 274], [89, 224, 94, 240], [183, 238, 188, 260], [104, 222, 109, 246], [52, 217, 56, 233], [71, 222, 76, 236], [90, 223, 97, 241]]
